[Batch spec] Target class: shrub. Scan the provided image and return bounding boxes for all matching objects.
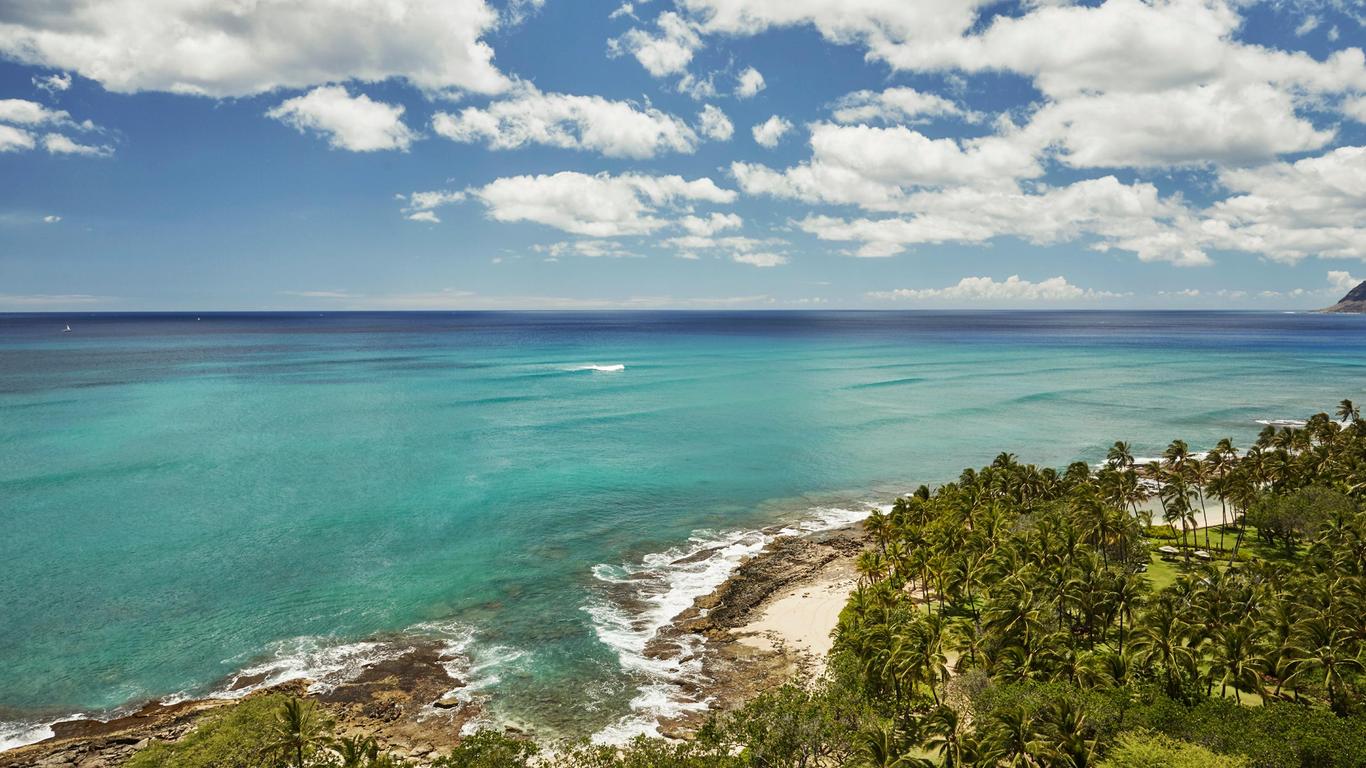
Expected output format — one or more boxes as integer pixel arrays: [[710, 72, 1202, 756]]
[[1245, 487, 1355, 550], [126, 694, 289, 768], [1128, 696, 1366, 768], [430, 730, 537, 768], [1099, 732, 1248, 768]]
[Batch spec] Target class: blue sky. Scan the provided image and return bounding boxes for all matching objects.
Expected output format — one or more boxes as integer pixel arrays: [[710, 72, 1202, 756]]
[[1, 0, 1364, 310]]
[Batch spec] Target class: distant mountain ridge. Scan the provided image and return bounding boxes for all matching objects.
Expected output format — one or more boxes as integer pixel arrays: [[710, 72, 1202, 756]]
[[1321, 280, 1366, 313]]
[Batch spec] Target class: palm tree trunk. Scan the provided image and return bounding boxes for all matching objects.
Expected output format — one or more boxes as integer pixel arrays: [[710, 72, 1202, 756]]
[[1229, 516, 1246, 565], [1218, 495, 1227, 552]]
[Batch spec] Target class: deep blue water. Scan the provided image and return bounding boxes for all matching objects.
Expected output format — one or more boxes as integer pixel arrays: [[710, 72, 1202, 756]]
[[1, 311, 1363, 746]]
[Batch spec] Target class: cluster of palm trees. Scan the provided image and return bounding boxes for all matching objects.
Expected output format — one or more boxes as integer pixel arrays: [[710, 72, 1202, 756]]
[[265, 698, 404, 768], [833, 402, 1366, 766]]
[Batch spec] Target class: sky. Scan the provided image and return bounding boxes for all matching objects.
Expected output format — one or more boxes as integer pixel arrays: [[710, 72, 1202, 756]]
[[1, 0, 1365, 311]]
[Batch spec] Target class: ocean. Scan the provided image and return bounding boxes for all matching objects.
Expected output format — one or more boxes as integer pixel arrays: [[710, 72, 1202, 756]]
[[1, 310, 1363, 748]]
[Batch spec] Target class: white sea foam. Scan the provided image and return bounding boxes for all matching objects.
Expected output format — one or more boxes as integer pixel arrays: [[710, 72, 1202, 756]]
[[413, 621, 530, 733], [0, 620, 523, 754], [1255, 417, 1349, 429], [208, 636, 412, 699], [1129, 451, 1210, 466], [0, 720, 55, 753], [585, 502, 885, 744], [568, 364, 625, 373], [1094, 450, 1211, 470], [1256, 418, 1307, 428]]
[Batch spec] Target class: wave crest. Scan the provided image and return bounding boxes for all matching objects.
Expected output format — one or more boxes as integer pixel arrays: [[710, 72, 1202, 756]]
[[567, 364, 625, 373]]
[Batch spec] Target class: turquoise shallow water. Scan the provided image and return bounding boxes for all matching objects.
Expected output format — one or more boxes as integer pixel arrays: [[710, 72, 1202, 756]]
[[1, 311, 1364, 746]]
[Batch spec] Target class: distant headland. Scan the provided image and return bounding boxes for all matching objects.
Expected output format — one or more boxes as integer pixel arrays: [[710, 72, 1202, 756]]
[[1321, 280, 1366, 313]]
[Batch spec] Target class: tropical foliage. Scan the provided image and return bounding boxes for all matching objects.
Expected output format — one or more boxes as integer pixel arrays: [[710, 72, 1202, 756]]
[[129, 401, 1366, 767]]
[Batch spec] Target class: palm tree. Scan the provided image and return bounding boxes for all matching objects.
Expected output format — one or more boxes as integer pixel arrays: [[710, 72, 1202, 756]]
[[336, 735, 380, 768], [865, 510, 895, 555], [1208, 622, 1263, 703], [1336, 398, 1359, 424], [1082, 648, 1133, 689], [1189, 456, 1212, 551], [985, 706, 1043, 768], [919, 614, 950, 705], [1163, 439, 1191, 470], [949, 617, 988, 672], [1040, 698, 1097, 768], [922, 706, 970, 768], [1109, 571, 1144, 656], [1134, 598, 1197, 699], [984, 582, 1044, 661], [857, 721, 929, 768], [1206, 438, 1236, 551], [857, 549, 888, 585], [1161, 473, 1198, 563], [1106, 441, 1134, 470], [884, 629, 925, 706], [1283, 617, 1366, 715], [267, 698, 333, 768]]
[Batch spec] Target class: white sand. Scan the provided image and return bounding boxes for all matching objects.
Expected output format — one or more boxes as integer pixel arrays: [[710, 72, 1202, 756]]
[[733, 560, 857, 672], [1136, 495, 1236, 531]]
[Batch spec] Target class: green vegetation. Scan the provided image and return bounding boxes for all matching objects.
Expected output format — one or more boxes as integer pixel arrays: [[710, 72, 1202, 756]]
[[127, 694, 295, 768], [1097, 732, 1248, 768], [128, 401, 1366, 766]]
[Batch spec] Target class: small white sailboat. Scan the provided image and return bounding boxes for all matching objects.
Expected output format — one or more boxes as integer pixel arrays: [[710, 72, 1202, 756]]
[[63, 324, 72, 333]]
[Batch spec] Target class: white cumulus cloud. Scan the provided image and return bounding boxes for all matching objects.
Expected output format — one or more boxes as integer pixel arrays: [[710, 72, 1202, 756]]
[[869, 275, 1121, 302], [734, 122, 1041, 210], [752, 115, 792, 147], [731, 251, 787, 267], [608, 11, 701, 77], [0, 0, 509, 97], [438, 171, 737, 237], [679, 212, 743, 236], [0, 125, 36, 152], [798, 176, 1196, 263], [42, 133, 112, 157], [432, 86, 702, 158], [1329, 270, 1362, 292], [1195, 145, 1366, 263], [696, 104, 734, 141], [32, 72, 72, 94], [735, 66, 765, 98], [0, 99, 73, 126], [267, 86, 416, 152], [831, 87, 968, 124]]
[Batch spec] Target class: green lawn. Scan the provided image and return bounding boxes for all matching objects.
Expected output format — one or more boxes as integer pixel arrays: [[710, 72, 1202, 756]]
[[1144, 552, 1182, 591]]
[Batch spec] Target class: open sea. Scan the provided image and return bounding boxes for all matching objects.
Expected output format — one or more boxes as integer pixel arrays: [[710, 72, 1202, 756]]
[[2, 311, 1364, 748]]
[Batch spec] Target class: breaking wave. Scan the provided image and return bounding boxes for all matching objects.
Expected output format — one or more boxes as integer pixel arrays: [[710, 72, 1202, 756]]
[[0, 620, 525, 754], [583, 503, 884, 744]]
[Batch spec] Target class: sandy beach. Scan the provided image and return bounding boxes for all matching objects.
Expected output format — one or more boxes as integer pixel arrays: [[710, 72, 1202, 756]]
[[731, 556, 857, 675], [646, 523, 867, 736], [1136, 495, 1236, 531]]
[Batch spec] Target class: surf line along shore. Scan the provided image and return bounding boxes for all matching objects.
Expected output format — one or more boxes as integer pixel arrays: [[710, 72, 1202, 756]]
[[0, 642, 484, 768], [645, 523, 868, 739], [0, 523, 869, 766]]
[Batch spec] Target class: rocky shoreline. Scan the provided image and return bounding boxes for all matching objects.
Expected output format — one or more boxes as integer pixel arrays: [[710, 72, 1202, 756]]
[[0, 524, 868, 766], [651, 524, 867, 737], [0, 643, 479, 768]]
